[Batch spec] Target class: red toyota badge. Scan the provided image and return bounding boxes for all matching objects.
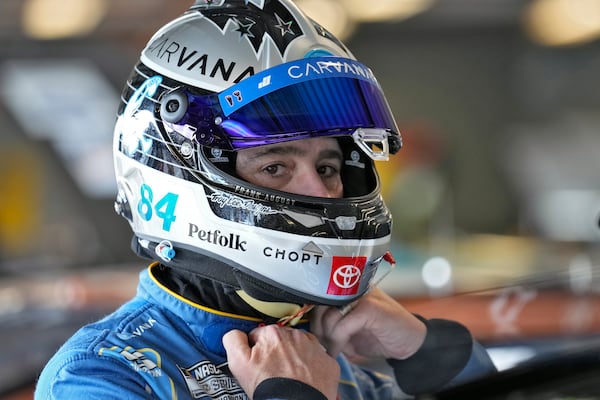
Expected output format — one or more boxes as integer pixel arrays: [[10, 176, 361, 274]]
[[327, 256, 367, 296]]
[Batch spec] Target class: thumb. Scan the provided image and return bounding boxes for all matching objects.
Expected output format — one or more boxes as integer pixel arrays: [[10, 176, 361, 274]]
[[223, 329, 251, 361]]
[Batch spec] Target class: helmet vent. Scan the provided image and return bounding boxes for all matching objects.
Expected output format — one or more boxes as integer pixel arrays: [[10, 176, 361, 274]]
[[335, 216, 357, 230], [160, 88, 188, 124]]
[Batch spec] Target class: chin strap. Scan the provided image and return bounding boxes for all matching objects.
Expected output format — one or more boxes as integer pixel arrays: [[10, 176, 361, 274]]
[[277, 304, 315, 327], [236, 289, 314, 327]]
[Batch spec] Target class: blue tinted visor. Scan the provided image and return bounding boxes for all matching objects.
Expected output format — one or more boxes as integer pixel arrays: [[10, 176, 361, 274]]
[[159, 57, 401, 156]]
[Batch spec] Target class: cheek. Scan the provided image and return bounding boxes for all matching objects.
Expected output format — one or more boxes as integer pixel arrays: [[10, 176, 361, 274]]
[[329, 178, 344, 198]]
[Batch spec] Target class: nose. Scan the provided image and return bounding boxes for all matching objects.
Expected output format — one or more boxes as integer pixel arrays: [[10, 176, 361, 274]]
[[289, 169, 333, 198]]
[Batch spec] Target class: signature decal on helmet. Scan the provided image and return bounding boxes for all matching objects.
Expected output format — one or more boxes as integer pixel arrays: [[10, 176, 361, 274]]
[[201, 1, 302, 56], [327, 256, 367, 296], [209, 191, 278, 215]]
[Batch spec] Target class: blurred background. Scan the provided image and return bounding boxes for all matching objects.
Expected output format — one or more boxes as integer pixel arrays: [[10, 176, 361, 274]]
[[1, 0, 600, 398]]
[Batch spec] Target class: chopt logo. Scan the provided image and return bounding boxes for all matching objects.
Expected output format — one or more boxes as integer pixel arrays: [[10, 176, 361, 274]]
[[327, 256, 367, 296], [263, 246, 323, 265]]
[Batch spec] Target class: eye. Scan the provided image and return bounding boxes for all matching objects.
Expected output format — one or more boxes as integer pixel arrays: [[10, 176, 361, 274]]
[[263, 163, 284, 176], [317, 164, 340, 178]]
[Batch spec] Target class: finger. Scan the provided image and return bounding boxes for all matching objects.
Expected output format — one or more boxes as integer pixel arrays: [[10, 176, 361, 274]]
[[309, 306, 326, 339], [252, 324, 305, 343], [248, 323, 279, 344], [311, 306, 351, 356], [311, 306, 343, 336], [222, 329, 251, 361], [326, 312, 364, 356]]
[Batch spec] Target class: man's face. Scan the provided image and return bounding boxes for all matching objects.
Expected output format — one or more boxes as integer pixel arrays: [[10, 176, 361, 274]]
[[235, 137, 344, 198]]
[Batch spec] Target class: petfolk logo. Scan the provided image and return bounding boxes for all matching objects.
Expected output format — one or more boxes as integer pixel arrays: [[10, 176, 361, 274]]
[[327, 256, 367, 296]]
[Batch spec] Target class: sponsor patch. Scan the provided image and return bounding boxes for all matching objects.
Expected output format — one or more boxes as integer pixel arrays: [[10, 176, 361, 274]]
[[327, 256, 367, 296], [178, 361, 245, 399]]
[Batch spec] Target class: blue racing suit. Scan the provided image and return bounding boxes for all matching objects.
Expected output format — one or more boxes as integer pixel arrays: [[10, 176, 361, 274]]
[[35, 264, 496, 399]]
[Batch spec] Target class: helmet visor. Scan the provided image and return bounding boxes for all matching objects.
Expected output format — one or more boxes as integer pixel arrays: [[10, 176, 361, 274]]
[[159, 57, 401, 158]]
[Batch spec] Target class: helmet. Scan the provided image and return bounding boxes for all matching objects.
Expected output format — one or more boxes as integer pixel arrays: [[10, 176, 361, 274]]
[[113, 0, 402, 306]]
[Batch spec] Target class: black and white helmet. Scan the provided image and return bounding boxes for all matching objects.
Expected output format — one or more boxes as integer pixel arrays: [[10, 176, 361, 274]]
[[113, 0, 402, 306]]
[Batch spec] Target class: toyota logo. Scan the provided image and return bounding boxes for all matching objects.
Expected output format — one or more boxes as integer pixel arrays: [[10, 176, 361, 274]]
[[333, 265, 362, 289]]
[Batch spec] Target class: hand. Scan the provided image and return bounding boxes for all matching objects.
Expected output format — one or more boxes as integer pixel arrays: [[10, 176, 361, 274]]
[[223, 325, 340, 400], [310, 288, 427, 361]]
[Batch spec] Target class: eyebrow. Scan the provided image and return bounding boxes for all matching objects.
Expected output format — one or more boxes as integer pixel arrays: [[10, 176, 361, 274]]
[[251, 145, 343, 161]]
